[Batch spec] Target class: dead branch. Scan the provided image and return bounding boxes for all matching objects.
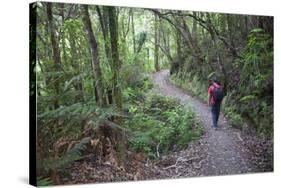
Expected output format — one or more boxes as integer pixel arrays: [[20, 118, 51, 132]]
[[163, 156, 200, 170], [156, 143, 160, 158], [235, 132, 243, 142]]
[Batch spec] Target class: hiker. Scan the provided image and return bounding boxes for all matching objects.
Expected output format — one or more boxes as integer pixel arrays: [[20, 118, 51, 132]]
[[208, 78, 223, 129]]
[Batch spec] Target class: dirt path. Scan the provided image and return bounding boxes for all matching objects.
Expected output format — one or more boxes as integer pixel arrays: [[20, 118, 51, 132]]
[[150, 70, 273, 178]]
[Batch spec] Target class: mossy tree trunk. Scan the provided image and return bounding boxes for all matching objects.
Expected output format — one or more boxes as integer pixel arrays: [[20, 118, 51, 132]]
[[82, 5, 106, 106], [107, 6, 122, 109], [46, 3, 61, 109], [154, 13, 160, 72]]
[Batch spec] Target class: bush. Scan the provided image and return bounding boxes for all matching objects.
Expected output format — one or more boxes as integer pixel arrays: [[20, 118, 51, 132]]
[[223, 106, 244, 129], [37, 176, 53, 186], [37, 100, 125, 177], [236, 28, 273, 137], [170, 73, 208, 102], [125, 94, 203, 158], [120, 64, 146, 88]]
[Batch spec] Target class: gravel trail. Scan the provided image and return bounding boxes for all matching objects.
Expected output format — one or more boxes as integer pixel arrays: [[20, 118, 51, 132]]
[[150, 70, 272, 178]]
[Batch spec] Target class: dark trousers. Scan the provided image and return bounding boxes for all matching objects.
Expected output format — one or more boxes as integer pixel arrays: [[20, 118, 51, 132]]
[[211, 103, 221, 127]]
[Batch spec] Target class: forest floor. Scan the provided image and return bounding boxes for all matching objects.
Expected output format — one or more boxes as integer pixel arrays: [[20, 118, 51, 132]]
[[60, 70, 273, 185]]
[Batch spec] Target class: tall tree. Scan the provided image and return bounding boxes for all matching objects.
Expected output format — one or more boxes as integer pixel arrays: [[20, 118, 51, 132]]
[[154, 13, 160, 71], [96, 6, 112, 66], [130, 9, 136, 53], [46, 3, 61, 109], [107, 6, 122, 108], [82, 5, 106, 106], [59, 3, 67, 65], [96, 6, 114, 104], [68, 24, 83, 99]]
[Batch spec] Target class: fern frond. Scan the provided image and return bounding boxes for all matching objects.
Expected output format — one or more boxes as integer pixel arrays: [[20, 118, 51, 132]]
[[37, 176, 53, 186]]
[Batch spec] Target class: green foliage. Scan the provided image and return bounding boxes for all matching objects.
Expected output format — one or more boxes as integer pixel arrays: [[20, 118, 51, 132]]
[[223, 106, 244, 129], [236, 28, 273, 136], [207, 72, 217, 80], [171, 27, 273, 138], [239, 95, 256, 102], [37, 176, 53, 186], [121, 66, 153, 105], [170, 73, 208, 102], [120, 64, 146, 88], [125, 94, 202, 158], [136, 31, 147, 53], [37, 100, 125, 176], [129, 131, 156, 155], [42, 137, 91, 172]]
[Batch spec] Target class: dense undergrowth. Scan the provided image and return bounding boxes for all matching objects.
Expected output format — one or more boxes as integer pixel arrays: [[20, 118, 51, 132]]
[[37, 67, 203, 185], [124, 93, 203, 159], [122, 69, 203, 158]]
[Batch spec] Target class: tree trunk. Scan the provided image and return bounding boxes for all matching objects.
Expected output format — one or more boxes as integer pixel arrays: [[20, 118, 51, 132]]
[[96, 6, 112, 67], [46, 3, 61, 109], [119, 9, 130, 64], [243, 16, 249, 40], [106, 8, 126, 167], [191, 13, 200, 66], [82, 5, 106, 106], [226, 14, 237, 57], [175, 28, 183, 73], [192, 12, 198, 43], [161, 19, 171, 62], [131, 9, 136, 53], [69, 31, 83, 100], [107, 6, 122, 109], [154, 13, 160, 71], [96, 6, 114, 104], [59, 3, 67, 65]]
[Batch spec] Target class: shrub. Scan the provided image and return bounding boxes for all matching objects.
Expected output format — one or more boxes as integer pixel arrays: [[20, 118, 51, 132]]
[[37, 100, 125, 177], [223, 106, 244, 130], [125, 94, 202, 158], [170, 73, 208, 102], [120, 64, 146, 88]]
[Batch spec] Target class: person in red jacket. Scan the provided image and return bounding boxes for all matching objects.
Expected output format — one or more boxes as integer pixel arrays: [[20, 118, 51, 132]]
[[208, 78, 223, 130]]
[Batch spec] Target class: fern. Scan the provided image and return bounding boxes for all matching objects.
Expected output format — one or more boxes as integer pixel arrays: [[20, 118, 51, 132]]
[[126, 94, 202, 157], [58, 137, 90, 168], [37, 176, 53, 186], [239, 95, 256, 102], [43, 137, 91, 171]]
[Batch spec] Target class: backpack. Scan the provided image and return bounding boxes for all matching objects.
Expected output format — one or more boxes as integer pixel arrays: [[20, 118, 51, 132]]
[[213, 84, 223, 104]]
